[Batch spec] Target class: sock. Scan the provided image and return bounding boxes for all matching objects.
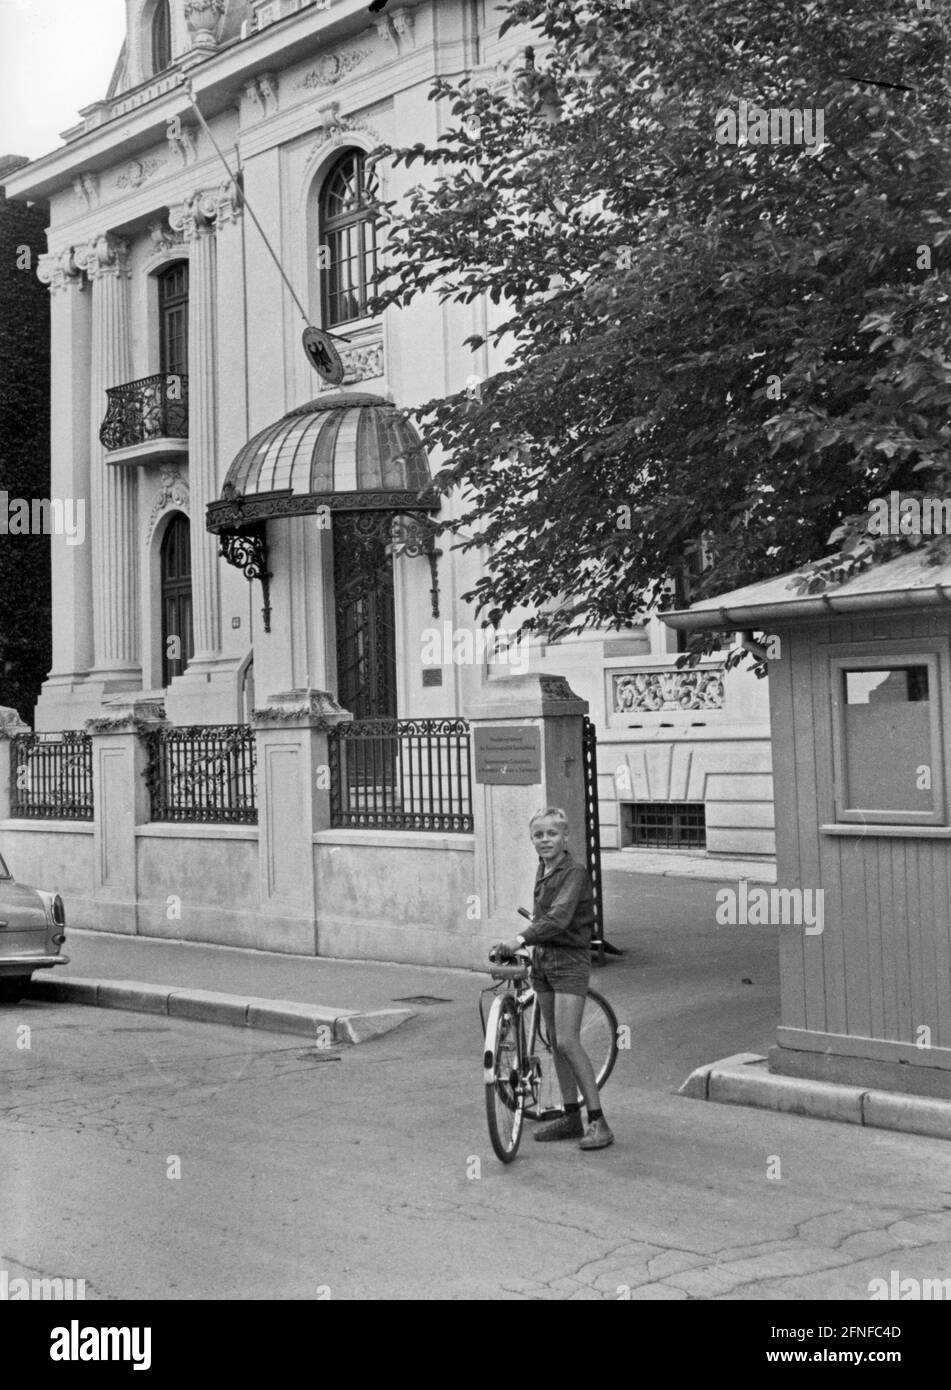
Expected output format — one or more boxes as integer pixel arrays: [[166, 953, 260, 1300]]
[[587, 1108, 603, 1124], [563, 1101, 581, 1115]]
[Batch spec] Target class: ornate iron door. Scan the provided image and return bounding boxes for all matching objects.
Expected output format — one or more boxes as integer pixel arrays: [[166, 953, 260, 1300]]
[[333, 514, 398, 720]]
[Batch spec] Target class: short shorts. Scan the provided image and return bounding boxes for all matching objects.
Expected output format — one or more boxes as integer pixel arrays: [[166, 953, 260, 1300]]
[[530, 944, 590, 999]]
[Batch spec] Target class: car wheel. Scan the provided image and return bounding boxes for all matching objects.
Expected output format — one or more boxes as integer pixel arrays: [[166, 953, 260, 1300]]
[[0, 979, 26, 1004]]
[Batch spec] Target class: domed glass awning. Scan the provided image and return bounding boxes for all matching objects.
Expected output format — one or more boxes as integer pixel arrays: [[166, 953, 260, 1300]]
[[207, 393, 441, 633], [206, 392, 438, 532]]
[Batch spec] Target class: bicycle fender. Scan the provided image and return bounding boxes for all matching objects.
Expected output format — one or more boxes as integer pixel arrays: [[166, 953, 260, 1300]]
[[483, 993, 513, 1083]]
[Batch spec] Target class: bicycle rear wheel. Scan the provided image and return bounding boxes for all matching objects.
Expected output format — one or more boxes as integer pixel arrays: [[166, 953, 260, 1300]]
[[584, 989, 619, 1089], [531, 989, 619, 1109], [484, 994, 525, 1163]]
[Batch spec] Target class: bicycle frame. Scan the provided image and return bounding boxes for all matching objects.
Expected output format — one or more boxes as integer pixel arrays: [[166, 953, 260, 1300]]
[[481, 951, 555, 1118]]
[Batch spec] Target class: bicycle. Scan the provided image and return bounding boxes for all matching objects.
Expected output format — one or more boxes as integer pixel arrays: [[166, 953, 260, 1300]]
[[481, 909, 619, 1163]]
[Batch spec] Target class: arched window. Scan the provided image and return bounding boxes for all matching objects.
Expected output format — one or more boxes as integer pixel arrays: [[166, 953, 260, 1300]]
[[157, 261, 188, 375], [320, 150, 380, 327], [151, 0, 172, 75], [161, 514, 193, 686]]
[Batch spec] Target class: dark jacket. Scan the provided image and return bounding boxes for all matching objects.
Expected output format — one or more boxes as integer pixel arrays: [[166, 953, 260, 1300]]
[[521, 852, 594, 949]]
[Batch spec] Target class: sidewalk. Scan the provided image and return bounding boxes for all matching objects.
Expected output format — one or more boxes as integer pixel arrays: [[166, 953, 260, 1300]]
[[30, 929, 480, 1044], [602, 848, 776, 882]]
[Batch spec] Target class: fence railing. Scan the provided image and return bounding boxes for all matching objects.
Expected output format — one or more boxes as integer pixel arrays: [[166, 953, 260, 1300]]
[[9, 731, 94, 820], [145, 725, 257, 824], [100, 373, 189, 451], [328, 718, 473, 833]]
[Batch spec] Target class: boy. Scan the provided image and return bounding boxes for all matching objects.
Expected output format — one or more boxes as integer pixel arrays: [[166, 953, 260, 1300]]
[[492, 807, 614, 1150]]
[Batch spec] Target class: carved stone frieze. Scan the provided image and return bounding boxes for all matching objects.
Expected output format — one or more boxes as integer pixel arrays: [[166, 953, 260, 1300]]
[[612, 666, 726, 714], [318, 340, 384, 389], [298, 48, 369, 91], [116, 156, 165, 190]]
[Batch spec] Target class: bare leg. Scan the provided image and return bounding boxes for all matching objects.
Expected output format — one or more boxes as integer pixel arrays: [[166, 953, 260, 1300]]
[[537, 989, 579, 1108], [553, 992, 602, 1115]]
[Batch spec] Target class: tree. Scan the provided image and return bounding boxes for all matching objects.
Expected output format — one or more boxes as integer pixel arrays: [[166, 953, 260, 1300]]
[[0, 158, 51, 723], [372, 0, 951, 646]]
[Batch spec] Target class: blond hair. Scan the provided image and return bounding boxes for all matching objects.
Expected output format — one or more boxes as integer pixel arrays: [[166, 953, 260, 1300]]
[[529, 807, 569, 833]]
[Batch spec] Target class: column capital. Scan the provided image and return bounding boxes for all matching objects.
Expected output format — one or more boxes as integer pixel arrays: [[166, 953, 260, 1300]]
[[77, 234, 131, 281], [169, 183, 241, 239], [36, 248, 84, 294]]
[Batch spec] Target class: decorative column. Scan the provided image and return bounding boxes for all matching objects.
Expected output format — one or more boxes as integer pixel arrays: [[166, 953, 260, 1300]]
[[80, 234, 140, 694], [34, 249, 96, 728], [169, 190, 221, 667]]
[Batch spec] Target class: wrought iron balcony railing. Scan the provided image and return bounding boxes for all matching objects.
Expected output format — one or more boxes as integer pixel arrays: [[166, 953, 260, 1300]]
[[100, 374, 189, 451]]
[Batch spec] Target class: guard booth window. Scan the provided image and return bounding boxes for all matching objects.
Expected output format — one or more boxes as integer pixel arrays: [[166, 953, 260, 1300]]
[[830, 653, 944, 826]]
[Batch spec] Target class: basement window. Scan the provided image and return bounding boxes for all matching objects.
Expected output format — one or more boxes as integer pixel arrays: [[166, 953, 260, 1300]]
[[622, 801, 706, 849]]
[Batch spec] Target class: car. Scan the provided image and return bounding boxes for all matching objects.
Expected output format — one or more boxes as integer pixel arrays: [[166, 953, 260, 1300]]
[[0, 851, 69, 1003]]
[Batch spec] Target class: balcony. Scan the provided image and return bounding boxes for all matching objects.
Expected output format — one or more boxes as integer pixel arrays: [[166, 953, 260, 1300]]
[[100, 374, 188, 464]]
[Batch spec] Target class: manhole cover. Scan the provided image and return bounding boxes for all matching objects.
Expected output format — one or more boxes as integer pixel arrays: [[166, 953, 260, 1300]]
[[392, 995, 453, 1006]]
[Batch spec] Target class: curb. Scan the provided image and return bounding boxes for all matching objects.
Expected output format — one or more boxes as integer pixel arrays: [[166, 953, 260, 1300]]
[[26, 976, 415, 1045], [679, 1053, 951, 1141]]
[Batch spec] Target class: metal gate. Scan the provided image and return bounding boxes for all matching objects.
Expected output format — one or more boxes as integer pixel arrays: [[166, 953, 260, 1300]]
[[581, 715, 605, 966]]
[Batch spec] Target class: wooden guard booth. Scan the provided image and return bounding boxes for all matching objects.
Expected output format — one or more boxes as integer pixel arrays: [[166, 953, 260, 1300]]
[[665, 553, 951, 1101]]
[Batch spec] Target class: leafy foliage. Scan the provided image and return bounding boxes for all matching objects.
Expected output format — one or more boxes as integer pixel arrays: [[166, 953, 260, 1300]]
[[371, 0, 951, 644]]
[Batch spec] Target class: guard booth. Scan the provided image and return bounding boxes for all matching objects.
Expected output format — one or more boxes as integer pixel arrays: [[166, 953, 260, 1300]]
[[665, 552, 951, 1102]]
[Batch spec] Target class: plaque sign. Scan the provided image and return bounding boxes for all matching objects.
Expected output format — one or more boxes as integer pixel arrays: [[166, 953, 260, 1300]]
[[473, 725, 542, 785]]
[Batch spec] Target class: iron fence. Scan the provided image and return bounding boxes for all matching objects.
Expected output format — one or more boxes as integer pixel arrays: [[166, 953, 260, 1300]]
[[329, 718, 473, 832], [9, 731, 94, 820], [145, 725, 257, 824]]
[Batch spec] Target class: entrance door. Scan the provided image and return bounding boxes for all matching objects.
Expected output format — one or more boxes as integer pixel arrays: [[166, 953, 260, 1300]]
[[333, 514, 398, 812], [161, 513, 194, 686], [333, 514, 397, 719]]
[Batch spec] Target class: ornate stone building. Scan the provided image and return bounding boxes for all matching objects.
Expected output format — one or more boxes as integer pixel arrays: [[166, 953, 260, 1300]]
[[1, 0, 772, 967]]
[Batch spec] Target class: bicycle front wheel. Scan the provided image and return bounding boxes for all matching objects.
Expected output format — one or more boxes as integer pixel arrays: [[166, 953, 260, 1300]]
[[583, 989, 619, 1089], [484, 994, 525, 1163]]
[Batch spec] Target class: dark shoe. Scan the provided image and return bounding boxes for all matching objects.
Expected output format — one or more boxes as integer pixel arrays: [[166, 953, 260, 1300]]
[[579, 1117, 615, 1150], [533, 1111, 584, 1142]]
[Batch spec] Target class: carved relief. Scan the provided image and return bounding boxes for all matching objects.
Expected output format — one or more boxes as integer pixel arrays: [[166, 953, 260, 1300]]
[[612, 667, 726, 714], [167, 122, 199, 167], [148, 219, 186, 254], [72, 172, 100, 210], [147, 466, 190, 541], [298, 49, 368, 90], [244, 73, 280, 119], [116, 156, 165, 190], [376, 7, 416, 50], [319, 341, 384, 389]]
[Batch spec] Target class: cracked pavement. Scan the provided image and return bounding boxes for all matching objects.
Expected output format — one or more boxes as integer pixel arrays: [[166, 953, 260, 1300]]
[[1, 875, 949, 1300], [2, 995, 950, 1300]]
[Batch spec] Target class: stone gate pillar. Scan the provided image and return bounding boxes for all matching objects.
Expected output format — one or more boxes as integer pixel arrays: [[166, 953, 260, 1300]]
[[465, 674, 589, 962], [84, 699, 167, 934], [252, 689, 351, 954]]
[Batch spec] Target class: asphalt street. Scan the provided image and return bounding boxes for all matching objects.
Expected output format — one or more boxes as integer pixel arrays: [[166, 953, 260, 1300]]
[[2, 873, 950, 1300]]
